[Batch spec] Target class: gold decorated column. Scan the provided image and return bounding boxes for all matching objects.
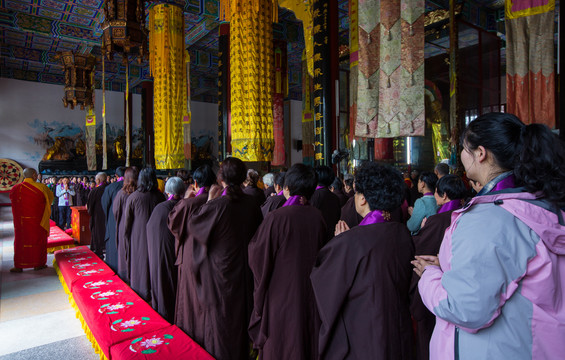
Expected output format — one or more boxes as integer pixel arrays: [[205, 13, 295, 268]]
[[220, 0, 277, 161], [149, 3, 187, 169]]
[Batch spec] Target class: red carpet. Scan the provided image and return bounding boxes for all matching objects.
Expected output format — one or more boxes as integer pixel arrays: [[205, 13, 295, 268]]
[[54, 246, 214, 360]]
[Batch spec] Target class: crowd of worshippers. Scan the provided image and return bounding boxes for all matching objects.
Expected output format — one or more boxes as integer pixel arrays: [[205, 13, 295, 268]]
[[41, 112, 565, 360]]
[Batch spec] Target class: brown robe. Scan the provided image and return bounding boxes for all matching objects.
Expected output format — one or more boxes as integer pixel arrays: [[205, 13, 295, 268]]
[[123, 189, 166, 302], [260, 194, 286, 218], [187, 193, 262, 360], [147, 199, 179, 323], [166, 192, 209, 334], [263, 185, 275, 198], [243, 185, 266, 208], [311, 222, 414, 360], [340, 196, 362, 229], [249, 205, 326, 359], [310, 187, 341, 242], [410, 210, 453, 360], [332, 189, 348, 207], [87, 183, 107, 258], [112, 190, 130, 282]]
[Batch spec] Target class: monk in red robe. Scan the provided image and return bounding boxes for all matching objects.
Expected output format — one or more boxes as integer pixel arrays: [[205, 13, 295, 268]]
[[10, 168, 54, 272]]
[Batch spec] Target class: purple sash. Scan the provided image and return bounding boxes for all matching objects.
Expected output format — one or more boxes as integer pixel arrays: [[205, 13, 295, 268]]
[[423, 192, 433, 196], [196, 187, 207, 196], [492, 175, 515, 192], [438, 199, 462, 213], [316, 185, 324, 190], [221, 188, 228, 196], [277, 190, 283, 196], [283, 195, 307, 207], [167, 194, 174, 201], [359, 210, 391, 226]]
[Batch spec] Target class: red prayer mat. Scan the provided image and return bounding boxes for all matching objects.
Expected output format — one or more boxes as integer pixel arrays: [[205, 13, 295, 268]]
[[54, 247, 114, 292], [48, 225, 76, 253], [110, 325, 214, 359], [73, 276, 171, 358]]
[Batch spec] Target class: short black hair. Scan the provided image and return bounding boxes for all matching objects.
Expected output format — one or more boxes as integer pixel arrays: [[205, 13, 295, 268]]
[[137, 167, 158, 193], [419, 171, 438, 192], [435, 174, 468, 200], [284, 164, 317, 199], [193, 164, 216, 188], [434, 163, 450, 177], [275, 172, 286, 188], [115, 166, 126, 177], [354, 162, 404, 212], [315, 165, 335, 187], [330, 177, 343, 191]]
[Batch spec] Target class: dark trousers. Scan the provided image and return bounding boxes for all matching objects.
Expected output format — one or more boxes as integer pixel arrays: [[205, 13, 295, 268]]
[[58, 206, 71, 229]]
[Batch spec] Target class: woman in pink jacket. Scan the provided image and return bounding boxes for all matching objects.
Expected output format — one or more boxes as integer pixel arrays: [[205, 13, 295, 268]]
[[413, 112, 565, 359]]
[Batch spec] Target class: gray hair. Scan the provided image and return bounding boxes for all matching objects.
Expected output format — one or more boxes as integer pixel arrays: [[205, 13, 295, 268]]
[[95, 172, 108, 182], [23, 168, 37, 179], [165, 176, 186, 196], [262, 173, 274, 187]]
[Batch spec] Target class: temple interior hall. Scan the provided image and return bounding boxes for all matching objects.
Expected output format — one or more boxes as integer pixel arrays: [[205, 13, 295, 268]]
[[0, 0, 561, 359]]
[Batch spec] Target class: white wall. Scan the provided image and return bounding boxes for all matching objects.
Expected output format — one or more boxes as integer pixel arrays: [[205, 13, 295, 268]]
[[0, 78, 141, 204]]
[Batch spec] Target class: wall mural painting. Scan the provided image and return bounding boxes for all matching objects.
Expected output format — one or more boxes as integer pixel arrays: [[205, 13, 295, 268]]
[[28, 119, 143, 174]]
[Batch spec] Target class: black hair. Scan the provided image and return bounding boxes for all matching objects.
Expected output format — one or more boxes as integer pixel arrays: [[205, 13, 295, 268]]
[[419, 171, 438, 192], [115, 166, 126, 178], [354, 162, 404, 212], [330, 177, 343, 191], [275, 172, 286, 188], [343, 177, 353, 188], [284, 164, 317, 199], [434, 163, 450, 177], [315, 165, 335, 187], [193, 164, 216, 188], [176, 169, 192, 184], [137, 167, 158, 193], [218, 157, 247, 200], [436, 174, 468, 200], [462, 112, 565, 203]]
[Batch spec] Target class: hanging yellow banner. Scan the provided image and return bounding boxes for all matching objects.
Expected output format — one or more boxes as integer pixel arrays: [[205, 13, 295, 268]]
[[505, 0, 554, 19], [149, 3, 186, 169]]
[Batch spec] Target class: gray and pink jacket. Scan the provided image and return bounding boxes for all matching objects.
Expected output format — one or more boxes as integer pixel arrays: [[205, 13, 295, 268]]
[[419, 190, 565, 359]]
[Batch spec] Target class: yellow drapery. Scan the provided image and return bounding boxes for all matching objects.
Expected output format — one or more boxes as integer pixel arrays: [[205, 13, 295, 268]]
[[278, 0, 314, 77], [220, 0, 276, 162], [149, 4, 187, 169]]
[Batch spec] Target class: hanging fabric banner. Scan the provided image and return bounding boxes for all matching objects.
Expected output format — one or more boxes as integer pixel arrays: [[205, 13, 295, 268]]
[[221, 0, 277, 162], [353, 0, 425, 139], [302, 49, 315, 166], [85, 107, 97, 171], [183, 51, 192, 162], [505, 0, 555, 128], [149, 3, 187, 169], [272, 42, 287, 166], [125, 60, 131, 167], [278, 0, 314, 77]]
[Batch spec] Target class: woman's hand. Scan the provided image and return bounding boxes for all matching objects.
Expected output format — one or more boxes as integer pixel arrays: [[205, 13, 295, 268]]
[[408, 206, 414, 216], [334, 220, 350, 236], [411, 255, 440, 277], [207, 184, 223, 202]]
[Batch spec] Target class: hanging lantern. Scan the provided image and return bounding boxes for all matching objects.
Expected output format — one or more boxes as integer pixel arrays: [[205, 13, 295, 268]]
[[100, 0, 148, 63], [56, 52, 96, 110]]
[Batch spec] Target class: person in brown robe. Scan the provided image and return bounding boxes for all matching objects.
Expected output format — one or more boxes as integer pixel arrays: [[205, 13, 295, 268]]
[[260, 171, 286, 217], [123, 167, 166, 302], [87, 172, 107, 258], [167, 164, 216, 334], [101, 167, 125, 272], [340, 195, 362, 229], [343, 174, 354, 198], [310, 166, 341, 242], [249, 163, 326, 360], [410, 174, 467, 360], [311, 162, 414, 360], [113, 167, 138, 283], [243, 168, 266, 207], [262, 173, 276, 197], [187, 157, 262, 360], [329, 177, 348, 207], [147, 177, 185, 323]]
